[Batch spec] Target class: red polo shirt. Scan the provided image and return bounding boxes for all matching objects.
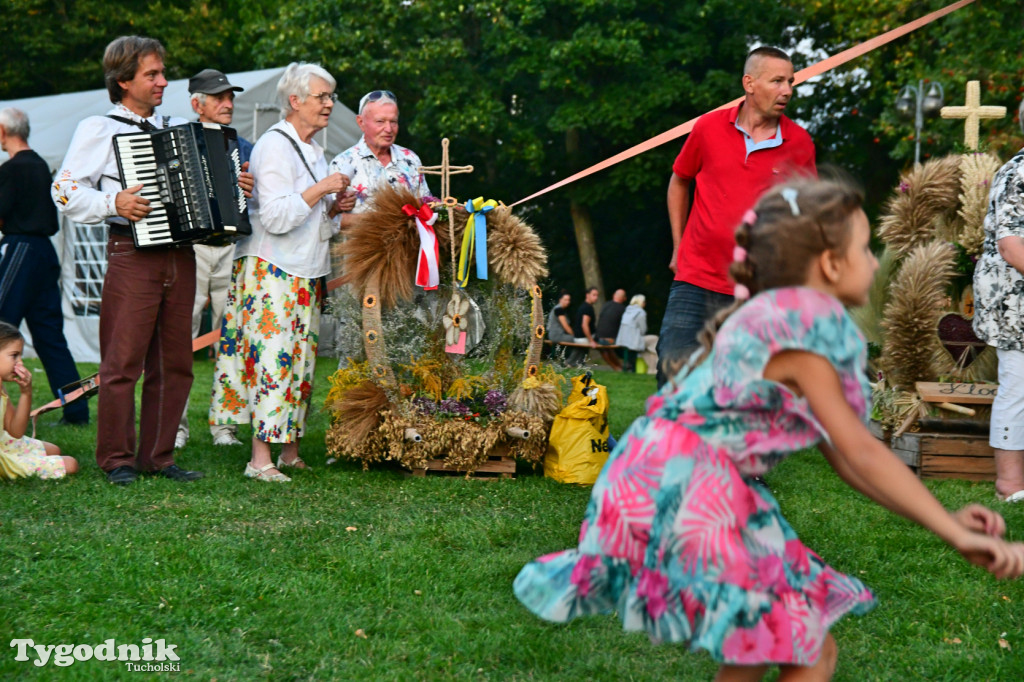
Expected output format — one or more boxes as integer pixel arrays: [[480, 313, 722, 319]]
[[672, 104, 816, 294]]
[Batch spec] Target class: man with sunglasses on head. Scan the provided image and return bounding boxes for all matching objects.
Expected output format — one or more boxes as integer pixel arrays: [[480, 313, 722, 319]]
[[328, 89, 432, 224]]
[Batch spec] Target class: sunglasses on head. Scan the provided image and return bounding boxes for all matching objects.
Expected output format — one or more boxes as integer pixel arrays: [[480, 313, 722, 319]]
[[359, 90, 397, 114]]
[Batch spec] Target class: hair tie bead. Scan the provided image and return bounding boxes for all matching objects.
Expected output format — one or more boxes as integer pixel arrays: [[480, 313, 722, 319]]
[[732, 245, 747, 263], [741, 209, 757, 226], [733, 284, 750, 301], [781, 187, 801, 216]]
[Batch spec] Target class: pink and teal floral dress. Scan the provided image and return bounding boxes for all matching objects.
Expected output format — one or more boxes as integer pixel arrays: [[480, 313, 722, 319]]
[[514, 287, 876, 666]]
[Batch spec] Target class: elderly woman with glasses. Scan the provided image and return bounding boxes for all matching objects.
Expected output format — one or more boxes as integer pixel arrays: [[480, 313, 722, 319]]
[[210, 62, 355, 482], [328, 89, 433, 225]]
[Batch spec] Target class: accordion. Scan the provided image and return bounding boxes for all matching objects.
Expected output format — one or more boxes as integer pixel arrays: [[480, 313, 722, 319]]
[[113, 122, 251, 248]]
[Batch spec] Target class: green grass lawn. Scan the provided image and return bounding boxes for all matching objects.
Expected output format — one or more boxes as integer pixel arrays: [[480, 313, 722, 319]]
[[2, 358, 1023, 680]]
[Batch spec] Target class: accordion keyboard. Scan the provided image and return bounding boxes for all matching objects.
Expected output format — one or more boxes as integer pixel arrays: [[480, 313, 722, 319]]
[[113, 123, 245, 248]]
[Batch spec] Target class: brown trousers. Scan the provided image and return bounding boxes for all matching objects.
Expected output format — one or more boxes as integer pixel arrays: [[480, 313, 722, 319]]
[[96, 234, 195, 472]]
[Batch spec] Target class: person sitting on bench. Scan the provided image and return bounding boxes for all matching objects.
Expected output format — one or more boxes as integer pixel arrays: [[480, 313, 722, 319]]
[[547, 289, 575, 346], [594, 288, 627, 371]]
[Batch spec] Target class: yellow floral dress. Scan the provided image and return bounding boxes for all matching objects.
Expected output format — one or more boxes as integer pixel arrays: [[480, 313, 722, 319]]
[[0, 393, 65, 479]]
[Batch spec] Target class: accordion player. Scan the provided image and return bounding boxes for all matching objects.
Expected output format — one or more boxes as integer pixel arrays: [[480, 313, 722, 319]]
[[113, 122, 251, 248]]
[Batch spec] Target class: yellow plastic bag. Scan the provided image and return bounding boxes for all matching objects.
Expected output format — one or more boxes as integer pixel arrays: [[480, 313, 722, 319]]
[[544, 373, 611, 484]]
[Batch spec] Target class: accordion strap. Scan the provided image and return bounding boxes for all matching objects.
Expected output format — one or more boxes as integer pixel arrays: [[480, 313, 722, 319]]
[[272, 129, 321, 183], [106, 114, 170, 132]]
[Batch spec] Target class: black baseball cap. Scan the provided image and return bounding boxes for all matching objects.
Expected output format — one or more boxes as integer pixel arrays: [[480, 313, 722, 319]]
[[188, 69, 244, 95]]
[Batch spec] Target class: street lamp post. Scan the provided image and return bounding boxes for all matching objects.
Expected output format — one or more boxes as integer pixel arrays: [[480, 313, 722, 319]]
[[895, 80, 945, 166]]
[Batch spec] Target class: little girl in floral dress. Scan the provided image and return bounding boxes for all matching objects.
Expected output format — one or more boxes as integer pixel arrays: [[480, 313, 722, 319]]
[[0, 322, 78, 480], [514, 180, 1024, 681]]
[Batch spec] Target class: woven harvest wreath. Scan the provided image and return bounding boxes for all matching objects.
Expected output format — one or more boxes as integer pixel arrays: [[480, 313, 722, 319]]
[[325, 185, 561, 472]]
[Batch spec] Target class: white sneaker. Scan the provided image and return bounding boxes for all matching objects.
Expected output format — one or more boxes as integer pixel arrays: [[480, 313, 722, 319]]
[[213, 433, 243, 446], [174, 431, 188, 449]]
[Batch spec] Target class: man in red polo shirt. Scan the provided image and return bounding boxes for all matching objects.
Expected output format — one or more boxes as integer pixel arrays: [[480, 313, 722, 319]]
[[656, 46, 816, 387]]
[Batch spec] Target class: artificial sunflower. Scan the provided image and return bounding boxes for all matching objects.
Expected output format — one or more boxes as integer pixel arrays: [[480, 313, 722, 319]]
[[443, 292, 470, 346]]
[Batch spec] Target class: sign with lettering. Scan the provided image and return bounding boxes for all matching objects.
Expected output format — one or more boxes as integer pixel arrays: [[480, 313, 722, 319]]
[[915, 381, 998, 404]]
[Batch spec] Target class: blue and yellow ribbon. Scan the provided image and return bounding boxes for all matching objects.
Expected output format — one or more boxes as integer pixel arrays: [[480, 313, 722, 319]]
[[457, 197, 497, 287]]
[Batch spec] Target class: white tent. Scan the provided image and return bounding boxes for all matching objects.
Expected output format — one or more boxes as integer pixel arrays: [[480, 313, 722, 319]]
[[0, 67, 361, 362]]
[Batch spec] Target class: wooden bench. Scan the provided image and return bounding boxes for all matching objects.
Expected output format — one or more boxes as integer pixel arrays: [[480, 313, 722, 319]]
[[543, 339, 623, 350]]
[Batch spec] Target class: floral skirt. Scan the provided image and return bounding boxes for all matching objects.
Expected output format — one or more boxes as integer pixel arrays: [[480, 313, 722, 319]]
[[514, 415, 876, 666], [210, 256, 322, 443]]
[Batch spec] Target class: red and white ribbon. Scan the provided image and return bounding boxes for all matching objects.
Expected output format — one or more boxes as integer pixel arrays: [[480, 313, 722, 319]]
[[403, 204, 441, 290]]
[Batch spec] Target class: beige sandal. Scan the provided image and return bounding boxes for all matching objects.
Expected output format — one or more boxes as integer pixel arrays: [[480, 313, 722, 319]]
[[244, 462, 291, 482], [276, 454, 308, 470]]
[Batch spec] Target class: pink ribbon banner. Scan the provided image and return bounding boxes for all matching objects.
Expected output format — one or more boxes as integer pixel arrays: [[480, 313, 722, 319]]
[[510, 0, 977, 208]]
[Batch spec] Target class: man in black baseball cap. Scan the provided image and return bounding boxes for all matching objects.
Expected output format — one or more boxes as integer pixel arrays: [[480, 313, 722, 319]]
[[188, 69, 244, 126], [177, 68, 253, 450]]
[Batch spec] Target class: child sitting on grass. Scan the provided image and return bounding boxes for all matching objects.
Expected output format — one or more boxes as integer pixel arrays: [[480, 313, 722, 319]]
[[514, 180, 1024, 681], [0, 322, 78, 480]]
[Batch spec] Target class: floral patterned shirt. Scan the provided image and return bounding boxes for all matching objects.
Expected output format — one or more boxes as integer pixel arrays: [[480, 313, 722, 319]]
[[973, 150, 1024, 350], [328, 136, 432, 213]]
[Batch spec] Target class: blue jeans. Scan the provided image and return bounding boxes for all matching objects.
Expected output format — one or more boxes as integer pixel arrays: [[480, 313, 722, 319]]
[[0, 235, 89, 423], [656, 281, 733, 387]]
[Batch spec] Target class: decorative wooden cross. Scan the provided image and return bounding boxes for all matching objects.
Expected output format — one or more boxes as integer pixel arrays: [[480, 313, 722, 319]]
[[941, 80, 1006, 151], [419, 138, 474, 280]]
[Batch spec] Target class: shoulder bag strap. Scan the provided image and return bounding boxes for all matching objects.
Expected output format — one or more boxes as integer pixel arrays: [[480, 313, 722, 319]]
[[272, 129, 320, 183]]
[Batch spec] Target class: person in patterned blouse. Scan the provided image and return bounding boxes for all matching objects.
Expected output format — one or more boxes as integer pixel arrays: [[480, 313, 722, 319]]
[[328, 90, 432, 226], [972, 138, 1024, 504]]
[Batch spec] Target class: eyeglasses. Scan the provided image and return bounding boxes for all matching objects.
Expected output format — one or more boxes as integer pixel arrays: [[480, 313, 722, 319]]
[[310, 91, 338, 104], [358, 89, 397, 114]]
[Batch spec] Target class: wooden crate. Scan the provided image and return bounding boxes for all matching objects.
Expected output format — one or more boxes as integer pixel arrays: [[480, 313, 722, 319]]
[[867, 420, 890, 443], [890, 431, 995, 481], [407, 454, 516, 479]]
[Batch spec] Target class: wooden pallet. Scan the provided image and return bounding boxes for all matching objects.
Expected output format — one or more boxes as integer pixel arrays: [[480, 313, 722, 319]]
[[867, 420, 891, 443], [890, 431, 995, 481], [407, 455, 516, 479]]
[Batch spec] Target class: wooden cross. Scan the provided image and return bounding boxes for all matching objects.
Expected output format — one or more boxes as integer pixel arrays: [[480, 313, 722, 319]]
[[941, 80, 1006, 151], [419, 138, 474, 280]]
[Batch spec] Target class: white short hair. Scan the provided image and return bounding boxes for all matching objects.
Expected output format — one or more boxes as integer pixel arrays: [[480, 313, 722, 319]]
[[0, 107, 29, 140], [629, 294, 646, 306], [190, 92, 208, 108], [276, 62, 336, 116]]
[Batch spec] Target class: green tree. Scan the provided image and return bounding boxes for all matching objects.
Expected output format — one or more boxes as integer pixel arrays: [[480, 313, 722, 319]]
[[0, 0, 265, 98], [783, 0, 1024, 215], [246, 0, 795, 318]]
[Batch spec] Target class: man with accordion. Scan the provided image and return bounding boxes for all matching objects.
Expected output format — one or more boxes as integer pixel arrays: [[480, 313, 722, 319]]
[[51, 35, 253, 485]]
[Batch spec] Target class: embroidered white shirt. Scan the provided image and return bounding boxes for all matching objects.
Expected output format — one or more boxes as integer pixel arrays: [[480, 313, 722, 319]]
[[51, 103, 187, 225]]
